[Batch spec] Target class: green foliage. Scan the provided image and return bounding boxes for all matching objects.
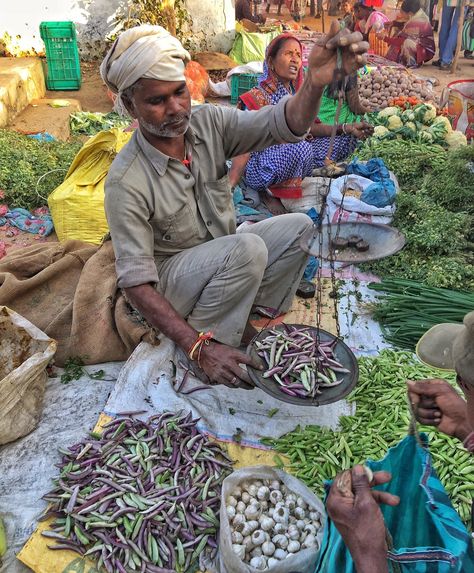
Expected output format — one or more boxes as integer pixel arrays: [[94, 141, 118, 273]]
[[0, 129, 82, 210], [355, 139, 474, 291], [70, 111, 131, 136], [61, 356, 105, 384], [421, 145, 474, 218], [396, 192, 470, 256], [355, 139, 447, 191], [112, 0, 192, 48]]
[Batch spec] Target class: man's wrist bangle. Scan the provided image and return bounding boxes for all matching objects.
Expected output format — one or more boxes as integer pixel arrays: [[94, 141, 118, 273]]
[[342, 123, 348, 135], [188, 331, 213, 360]]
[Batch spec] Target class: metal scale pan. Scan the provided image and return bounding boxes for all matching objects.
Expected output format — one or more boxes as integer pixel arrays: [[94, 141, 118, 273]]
[[300, 221, 406, 264], [247, 324, 359, 407]]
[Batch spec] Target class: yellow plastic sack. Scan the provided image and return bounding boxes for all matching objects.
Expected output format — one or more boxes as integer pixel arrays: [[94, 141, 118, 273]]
[[229, 22, 282, 64], [48, 128, 132, 244], [0, 306, 57, 445]]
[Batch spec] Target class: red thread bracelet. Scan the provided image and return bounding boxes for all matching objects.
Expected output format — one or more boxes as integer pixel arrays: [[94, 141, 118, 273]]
[[188, 331, 213, 361]]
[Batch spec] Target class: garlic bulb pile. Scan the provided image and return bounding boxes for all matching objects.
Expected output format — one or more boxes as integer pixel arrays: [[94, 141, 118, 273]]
[[228, 479, 322, 570]]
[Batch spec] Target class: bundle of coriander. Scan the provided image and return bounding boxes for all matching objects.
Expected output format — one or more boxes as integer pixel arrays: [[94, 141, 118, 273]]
[[367, 278, 474, 350]]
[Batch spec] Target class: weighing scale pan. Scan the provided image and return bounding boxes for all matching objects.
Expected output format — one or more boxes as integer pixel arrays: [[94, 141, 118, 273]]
[[300, 222, 406, 263], [247, 324, 359, 406]]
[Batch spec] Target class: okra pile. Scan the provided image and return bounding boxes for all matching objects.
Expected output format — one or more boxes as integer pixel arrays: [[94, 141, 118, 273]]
[[255, 326, 350, 399], [41, 412, 232, 572], [264, 350, 474, 525]]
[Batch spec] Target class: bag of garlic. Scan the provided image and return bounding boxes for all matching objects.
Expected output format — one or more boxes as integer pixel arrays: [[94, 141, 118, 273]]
[[215, 465, 326, 573]]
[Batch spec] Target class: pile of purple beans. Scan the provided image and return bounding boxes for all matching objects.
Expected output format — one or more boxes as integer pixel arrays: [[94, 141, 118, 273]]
[[255, 326, 350, 399], [41, 411, 233, 572]]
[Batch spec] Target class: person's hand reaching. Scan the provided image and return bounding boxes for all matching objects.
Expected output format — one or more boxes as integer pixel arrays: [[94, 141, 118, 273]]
[[407, 379, 471, 441], [326, 465, 399, 573], [307, 21, 370, 88]]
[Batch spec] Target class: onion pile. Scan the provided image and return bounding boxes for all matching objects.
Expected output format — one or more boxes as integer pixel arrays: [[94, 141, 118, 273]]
[[359, 66, 434, 110], [227, 478, 323, 570]]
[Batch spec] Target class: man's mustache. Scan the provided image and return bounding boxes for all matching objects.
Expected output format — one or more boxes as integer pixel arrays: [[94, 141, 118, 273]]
[[162, 114, 190, 128]]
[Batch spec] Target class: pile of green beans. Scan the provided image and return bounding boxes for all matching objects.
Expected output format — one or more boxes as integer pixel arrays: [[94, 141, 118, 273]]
[[40, 412, 233, 572], [263, 350, 474, 525]]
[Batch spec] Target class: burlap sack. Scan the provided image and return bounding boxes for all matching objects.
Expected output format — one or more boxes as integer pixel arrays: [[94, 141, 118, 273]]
[[0, 240, 156, 366]]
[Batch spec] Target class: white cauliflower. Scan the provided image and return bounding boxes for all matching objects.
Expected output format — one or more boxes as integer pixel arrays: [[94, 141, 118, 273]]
[[417, 131, 433, 144], [387, 115, 403, 130], [414, 103, 437, 125], [373, 125, 390, 138], [431, 115, 452, 133], [445, 130, 467, 148], [377, 107, 400, 120]]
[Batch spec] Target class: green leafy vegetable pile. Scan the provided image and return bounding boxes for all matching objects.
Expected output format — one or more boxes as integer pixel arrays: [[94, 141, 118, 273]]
[[355, 141, 474, 290], [69, 111, 131, 136], [355, 138, 447, 191], [0, 129, 82, 210], [263, 350, 473, 525]]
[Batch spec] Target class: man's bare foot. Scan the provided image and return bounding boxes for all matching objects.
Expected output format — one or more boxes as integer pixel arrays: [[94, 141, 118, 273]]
[[261, 194, 288, 216]]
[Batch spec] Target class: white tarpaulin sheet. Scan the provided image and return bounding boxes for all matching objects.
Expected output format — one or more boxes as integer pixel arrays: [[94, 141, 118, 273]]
[[102, 338, 354, 448], [0, 363, 122, 573]]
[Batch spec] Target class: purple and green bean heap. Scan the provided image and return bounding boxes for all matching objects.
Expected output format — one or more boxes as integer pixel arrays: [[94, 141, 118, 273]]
[[255, 327, 350, 399], [41, 412, 233, 573]]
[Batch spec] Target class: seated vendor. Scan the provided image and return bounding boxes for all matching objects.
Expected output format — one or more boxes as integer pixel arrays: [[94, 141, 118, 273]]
[[100, 25, 369, 388], [382, 0, 435, 68], [353, 1, 389, 41], [235, 0, 267, 24], [228, 34, 373, 203]]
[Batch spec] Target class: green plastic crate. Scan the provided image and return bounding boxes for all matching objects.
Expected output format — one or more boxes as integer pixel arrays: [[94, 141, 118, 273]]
[[40, 21, 82, 90], [230, 73, 259, 105]]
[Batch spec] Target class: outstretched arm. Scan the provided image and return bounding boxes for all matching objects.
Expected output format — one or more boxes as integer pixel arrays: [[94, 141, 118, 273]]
[[285, 21, 370, 136]]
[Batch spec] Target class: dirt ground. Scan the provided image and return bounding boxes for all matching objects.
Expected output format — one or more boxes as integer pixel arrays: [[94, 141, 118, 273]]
[[56, 6, 473, 113]]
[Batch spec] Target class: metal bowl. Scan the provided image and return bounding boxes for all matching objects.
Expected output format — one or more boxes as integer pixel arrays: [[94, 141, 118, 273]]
[[300, 222, 406, 263], [247, 324, 359, 406]]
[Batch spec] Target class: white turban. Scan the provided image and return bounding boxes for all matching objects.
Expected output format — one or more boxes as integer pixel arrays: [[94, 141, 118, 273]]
[[100, 25, 191, 114]]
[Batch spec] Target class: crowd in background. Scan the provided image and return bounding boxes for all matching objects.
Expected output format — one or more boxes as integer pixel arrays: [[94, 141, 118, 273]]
[[235, 0, 474, 69]]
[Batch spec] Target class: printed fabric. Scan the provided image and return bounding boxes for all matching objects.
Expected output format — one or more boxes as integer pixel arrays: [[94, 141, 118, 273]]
[[385, 9, 436, 67]]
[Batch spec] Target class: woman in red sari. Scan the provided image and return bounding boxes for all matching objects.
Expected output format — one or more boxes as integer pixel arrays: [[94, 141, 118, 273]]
[[383, 0, 435, 67]]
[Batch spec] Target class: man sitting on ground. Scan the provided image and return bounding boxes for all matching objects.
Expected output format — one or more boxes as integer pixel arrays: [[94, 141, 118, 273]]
[[99, 23, 369, 389]]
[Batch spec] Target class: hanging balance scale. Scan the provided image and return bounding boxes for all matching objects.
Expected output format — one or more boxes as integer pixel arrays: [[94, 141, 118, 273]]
[[246, 46, 406, 406]]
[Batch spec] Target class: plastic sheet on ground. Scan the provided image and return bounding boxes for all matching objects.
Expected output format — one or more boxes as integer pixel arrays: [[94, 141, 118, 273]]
[[12, 271, 388, 572], [100, 337, 354, 448], [334, 270, 390, 357], [0, 363, 122, 573]]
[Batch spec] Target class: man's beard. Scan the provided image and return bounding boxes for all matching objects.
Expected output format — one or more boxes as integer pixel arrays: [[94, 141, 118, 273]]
[[140, 114, 190, 138]]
